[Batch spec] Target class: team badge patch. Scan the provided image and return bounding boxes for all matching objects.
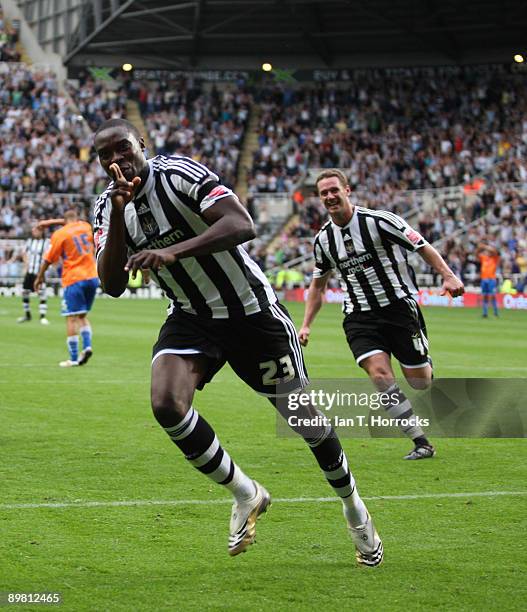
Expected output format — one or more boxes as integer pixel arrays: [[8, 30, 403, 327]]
[[94, 228, 103, 249], [404, 228, 423, 245], [208, 185, 231, 199]]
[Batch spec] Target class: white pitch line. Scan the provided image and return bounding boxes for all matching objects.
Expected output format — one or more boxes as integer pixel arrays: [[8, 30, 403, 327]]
[[1, 490, 526, 510], [0, 380, 145, 384], [438, 365, 527, 372]]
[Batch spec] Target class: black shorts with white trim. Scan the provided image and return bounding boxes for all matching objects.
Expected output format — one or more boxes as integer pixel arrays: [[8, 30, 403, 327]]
[[343, 296, 430, 368], [152, 302, 309, 395], [22, 273, 37, 292]]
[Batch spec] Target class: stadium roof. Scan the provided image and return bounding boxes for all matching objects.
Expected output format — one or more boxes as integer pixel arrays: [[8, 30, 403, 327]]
[[19, 0, 527, 70]]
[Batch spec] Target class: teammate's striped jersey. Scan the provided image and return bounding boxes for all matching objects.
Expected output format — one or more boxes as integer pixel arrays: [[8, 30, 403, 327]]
[[24, 238, 49, 274], [93, 155, 276, 319], [313, 206, 427, 313]]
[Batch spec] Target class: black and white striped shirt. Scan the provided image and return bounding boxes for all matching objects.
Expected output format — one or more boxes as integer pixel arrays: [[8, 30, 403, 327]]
[[93, 155, 276, 319], [24, 238, 49, 275], [313, 207, 427, 313]]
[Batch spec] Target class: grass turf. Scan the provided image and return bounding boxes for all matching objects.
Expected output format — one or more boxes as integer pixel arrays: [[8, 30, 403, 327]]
[[1, 296, 526, 611]]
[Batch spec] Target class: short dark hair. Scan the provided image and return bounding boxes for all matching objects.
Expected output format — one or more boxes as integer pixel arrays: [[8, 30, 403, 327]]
[[94, 118, 142, 141], [315, 169, 349, 190]]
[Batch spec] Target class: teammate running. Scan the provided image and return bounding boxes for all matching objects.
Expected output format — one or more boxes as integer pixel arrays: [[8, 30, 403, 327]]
[[299, 169, 464, 459]]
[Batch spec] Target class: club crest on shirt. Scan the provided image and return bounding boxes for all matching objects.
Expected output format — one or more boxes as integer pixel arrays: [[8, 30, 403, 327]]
[[141, 213, 159, 238], [344, 240, 356, 255], [134, 196, 160, 239]]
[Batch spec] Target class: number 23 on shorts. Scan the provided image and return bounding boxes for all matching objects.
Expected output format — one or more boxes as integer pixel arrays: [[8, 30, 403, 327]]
[[259, 354, 296, 386]]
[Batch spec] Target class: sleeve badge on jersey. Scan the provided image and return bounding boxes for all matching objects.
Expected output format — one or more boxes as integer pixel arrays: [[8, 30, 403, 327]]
[[208, 185, 231, 199], [94, 228, 103, 249], [404, 228, 423, 245]]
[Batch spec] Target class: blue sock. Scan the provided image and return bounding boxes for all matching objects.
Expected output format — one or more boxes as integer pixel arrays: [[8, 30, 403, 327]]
[[80, 324, 92, 351], [67, 335, 79, 362], [491, 297, 498, 316], [482, 299, 488, 316]]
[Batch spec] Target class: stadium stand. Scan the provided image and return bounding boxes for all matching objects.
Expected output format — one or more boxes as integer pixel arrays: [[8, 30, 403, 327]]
[[1, 49, 526, 294], [122, 76, 252, 189], [418, 184, 527, 289], [246, 69, 527, 201], [67, 73, 128, 133], [0, 62, 105, 229]]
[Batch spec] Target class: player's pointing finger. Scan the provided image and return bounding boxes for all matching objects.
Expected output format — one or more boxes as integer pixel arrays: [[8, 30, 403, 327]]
[[110, 163, 124, 181]]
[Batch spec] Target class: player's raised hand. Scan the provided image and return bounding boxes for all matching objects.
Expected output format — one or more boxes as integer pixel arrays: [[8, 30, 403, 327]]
[[441, 274, 465, 298], [110, 163, 141, 210], [298, 325, 311, 347], [125, 248, 177, 277]]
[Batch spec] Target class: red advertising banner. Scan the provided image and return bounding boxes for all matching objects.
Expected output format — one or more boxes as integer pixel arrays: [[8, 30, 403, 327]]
[[283, 288, 527, 310]]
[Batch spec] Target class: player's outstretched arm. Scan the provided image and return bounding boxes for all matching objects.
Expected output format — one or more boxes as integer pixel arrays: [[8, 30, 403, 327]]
[[298, 275, 330, 346], [98, 163, 141, 297], [418, 244, 464, 297], [36, 218, 65, 228], [125, 195, 255, 274], [480, 243, 498, 256]]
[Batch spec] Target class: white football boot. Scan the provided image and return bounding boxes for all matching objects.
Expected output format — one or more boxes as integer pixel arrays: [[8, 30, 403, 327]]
[[228, 481, 271, 556], [347, 511, 384, 567], [59, 359, 79, 367]]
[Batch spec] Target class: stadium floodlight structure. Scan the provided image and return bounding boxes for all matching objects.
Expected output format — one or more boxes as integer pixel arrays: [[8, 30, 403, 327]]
[[10, 0, 86, 57], [8, 0, 527, 70]]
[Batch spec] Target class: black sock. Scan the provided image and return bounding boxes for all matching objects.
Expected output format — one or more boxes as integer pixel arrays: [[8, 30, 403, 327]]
[[161, 406, 255, 499], [413, 436, 430, 447]]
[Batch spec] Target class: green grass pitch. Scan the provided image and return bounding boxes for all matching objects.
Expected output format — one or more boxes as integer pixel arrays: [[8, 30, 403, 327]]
[[1, 296, 526, 611]]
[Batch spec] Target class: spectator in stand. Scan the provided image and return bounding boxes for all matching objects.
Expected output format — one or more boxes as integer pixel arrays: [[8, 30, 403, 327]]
[[0, 12, 21, 62]]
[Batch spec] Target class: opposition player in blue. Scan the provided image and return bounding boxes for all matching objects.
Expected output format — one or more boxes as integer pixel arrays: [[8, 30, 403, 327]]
[[34, 209, 99, 367], [477, 242, 500, 318]]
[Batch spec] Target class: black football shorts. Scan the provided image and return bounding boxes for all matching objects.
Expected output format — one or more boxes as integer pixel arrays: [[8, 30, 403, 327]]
[[22, 273, 37, 292], [152, 302, 309, 396], [343, 296, 430, 368]]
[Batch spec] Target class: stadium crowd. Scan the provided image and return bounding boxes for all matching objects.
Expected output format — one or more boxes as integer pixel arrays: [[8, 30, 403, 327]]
[[67, 73, 128, 134], [124, 77, 252, 188], [0, 62, 107, 238], [246, 69, 527, 207], [0, 59, 526, 294], [417, 184, 527, 289]]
